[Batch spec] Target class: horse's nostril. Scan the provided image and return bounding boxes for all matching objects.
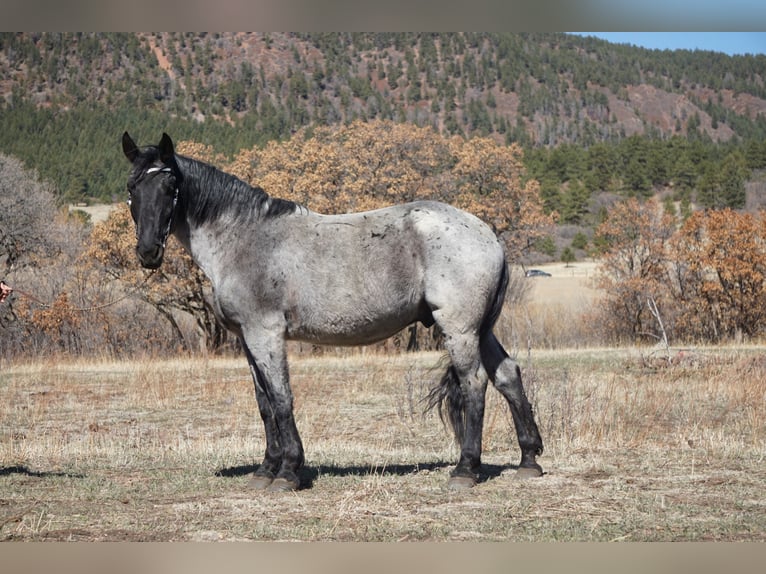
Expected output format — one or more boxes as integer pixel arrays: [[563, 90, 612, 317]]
[[136, 244, 164, 268]]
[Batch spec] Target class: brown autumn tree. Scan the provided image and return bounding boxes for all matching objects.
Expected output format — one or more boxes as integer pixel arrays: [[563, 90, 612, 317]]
[[227, 120, 451, 214], [592, 198, 677, 343], [669, 209, 766, 341], [228, 120, 553, 260], [593, 199, 766, 344]]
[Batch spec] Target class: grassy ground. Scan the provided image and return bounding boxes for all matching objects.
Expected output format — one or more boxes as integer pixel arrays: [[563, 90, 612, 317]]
[[0, 347, 764, 541]]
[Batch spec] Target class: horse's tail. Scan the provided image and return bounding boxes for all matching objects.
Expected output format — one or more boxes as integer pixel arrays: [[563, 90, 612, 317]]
[[424, 259, 509, 444], [424, 363, 466, 444], [480, 258, 509, 340]]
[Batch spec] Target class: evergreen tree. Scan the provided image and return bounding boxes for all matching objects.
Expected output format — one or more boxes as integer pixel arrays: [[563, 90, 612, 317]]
[[561, 246, 576, 266], [719, 151, 748, 209], [559, 180, 591, 224]]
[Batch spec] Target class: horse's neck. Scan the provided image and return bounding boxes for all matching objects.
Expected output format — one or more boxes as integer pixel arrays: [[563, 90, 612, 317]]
[[169, 187, 206, 272], [175, 224, 216, 285], [172, 217, 193, 255], [173, 193, 230, 286]]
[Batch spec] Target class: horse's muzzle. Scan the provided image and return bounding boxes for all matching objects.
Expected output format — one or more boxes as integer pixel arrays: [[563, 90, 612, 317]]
[[136, 244, 164, 269]]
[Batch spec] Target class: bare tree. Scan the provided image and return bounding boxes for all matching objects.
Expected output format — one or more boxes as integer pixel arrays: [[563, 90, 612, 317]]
[[0, 153, 60, 275], [0, 153, 92, 359]]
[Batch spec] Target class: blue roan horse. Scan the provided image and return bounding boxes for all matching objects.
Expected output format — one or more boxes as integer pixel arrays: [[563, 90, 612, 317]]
[[122, 132, 543, 491]]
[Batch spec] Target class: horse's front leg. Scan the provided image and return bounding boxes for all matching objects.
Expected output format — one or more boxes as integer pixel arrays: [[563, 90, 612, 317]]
[[243, 345, 283, 490], [242, 330, 304, 492]]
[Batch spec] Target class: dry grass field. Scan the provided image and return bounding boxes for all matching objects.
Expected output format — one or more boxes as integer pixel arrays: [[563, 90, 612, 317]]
[[1, 344, 764, 541], [524, 261, 600, 302]]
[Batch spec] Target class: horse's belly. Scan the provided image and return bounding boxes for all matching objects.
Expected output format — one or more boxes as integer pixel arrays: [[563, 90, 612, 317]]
[[285, 304, 422, 346]]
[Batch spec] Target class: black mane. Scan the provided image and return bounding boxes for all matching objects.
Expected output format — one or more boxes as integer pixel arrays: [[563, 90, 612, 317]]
[[176, 154, 299, 226]]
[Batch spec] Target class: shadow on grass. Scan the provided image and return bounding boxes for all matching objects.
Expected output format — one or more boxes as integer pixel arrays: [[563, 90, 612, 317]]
[[0, 465, 84, 479], [216, 461, 517, 489]]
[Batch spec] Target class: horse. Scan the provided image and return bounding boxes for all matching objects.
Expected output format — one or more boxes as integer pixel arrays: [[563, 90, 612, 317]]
[[121, 132, 543, 492]]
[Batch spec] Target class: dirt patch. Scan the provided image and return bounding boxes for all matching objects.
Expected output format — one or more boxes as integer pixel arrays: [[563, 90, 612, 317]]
[[68, 203, 118, 223]]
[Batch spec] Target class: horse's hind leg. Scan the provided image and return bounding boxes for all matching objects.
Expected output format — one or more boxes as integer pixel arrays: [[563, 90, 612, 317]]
[[481, 333, 544, 478], [433, 323, 489, 490]]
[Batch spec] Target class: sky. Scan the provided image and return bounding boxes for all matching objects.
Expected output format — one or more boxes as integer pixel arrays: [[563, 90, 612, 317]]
[[572, 32, 766, 56]]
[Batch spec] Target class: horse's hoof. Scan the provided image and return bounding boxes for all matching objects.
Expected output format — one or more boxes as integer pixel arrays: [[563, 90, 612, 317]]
[[515, 465, 543, 480], [247, 474, 274, 490], [267, 477, 300, 492], [448, 475, 477, 490]]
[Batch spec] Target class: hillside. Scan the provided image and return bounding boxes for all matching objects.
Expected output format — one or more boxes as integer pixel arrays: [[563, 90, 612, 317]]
[[1, 32, 766, 208], [4, 33, 766, 143]]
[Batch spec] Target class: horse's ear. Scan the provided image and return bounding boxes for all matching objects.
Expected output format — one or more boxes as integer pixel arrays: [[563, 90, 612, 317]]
[[122, 132, 139, 163], [159, 133, 175, 164]]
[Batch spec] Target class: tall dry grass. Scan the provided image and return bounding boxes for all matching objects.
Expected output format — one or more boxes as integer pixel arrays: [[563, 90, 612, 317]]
[[1, 346, 763, 541]]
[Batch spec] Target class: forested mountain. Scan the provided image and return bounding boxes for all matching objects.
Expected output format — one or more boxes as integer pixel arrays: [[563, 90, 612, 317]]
[[1, 32, 766, 209]]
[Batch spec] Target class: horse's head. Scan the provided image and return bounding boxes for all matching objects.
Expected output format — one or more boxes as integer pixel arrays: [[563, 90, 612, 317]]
[[122, 132, 181, 269]]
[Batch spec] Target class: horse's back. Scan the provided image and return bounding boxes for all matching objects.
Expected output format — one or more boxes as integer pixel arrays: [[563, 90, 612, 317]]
[[336, 198, 507, 297], [325, 199, 507, 309]]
